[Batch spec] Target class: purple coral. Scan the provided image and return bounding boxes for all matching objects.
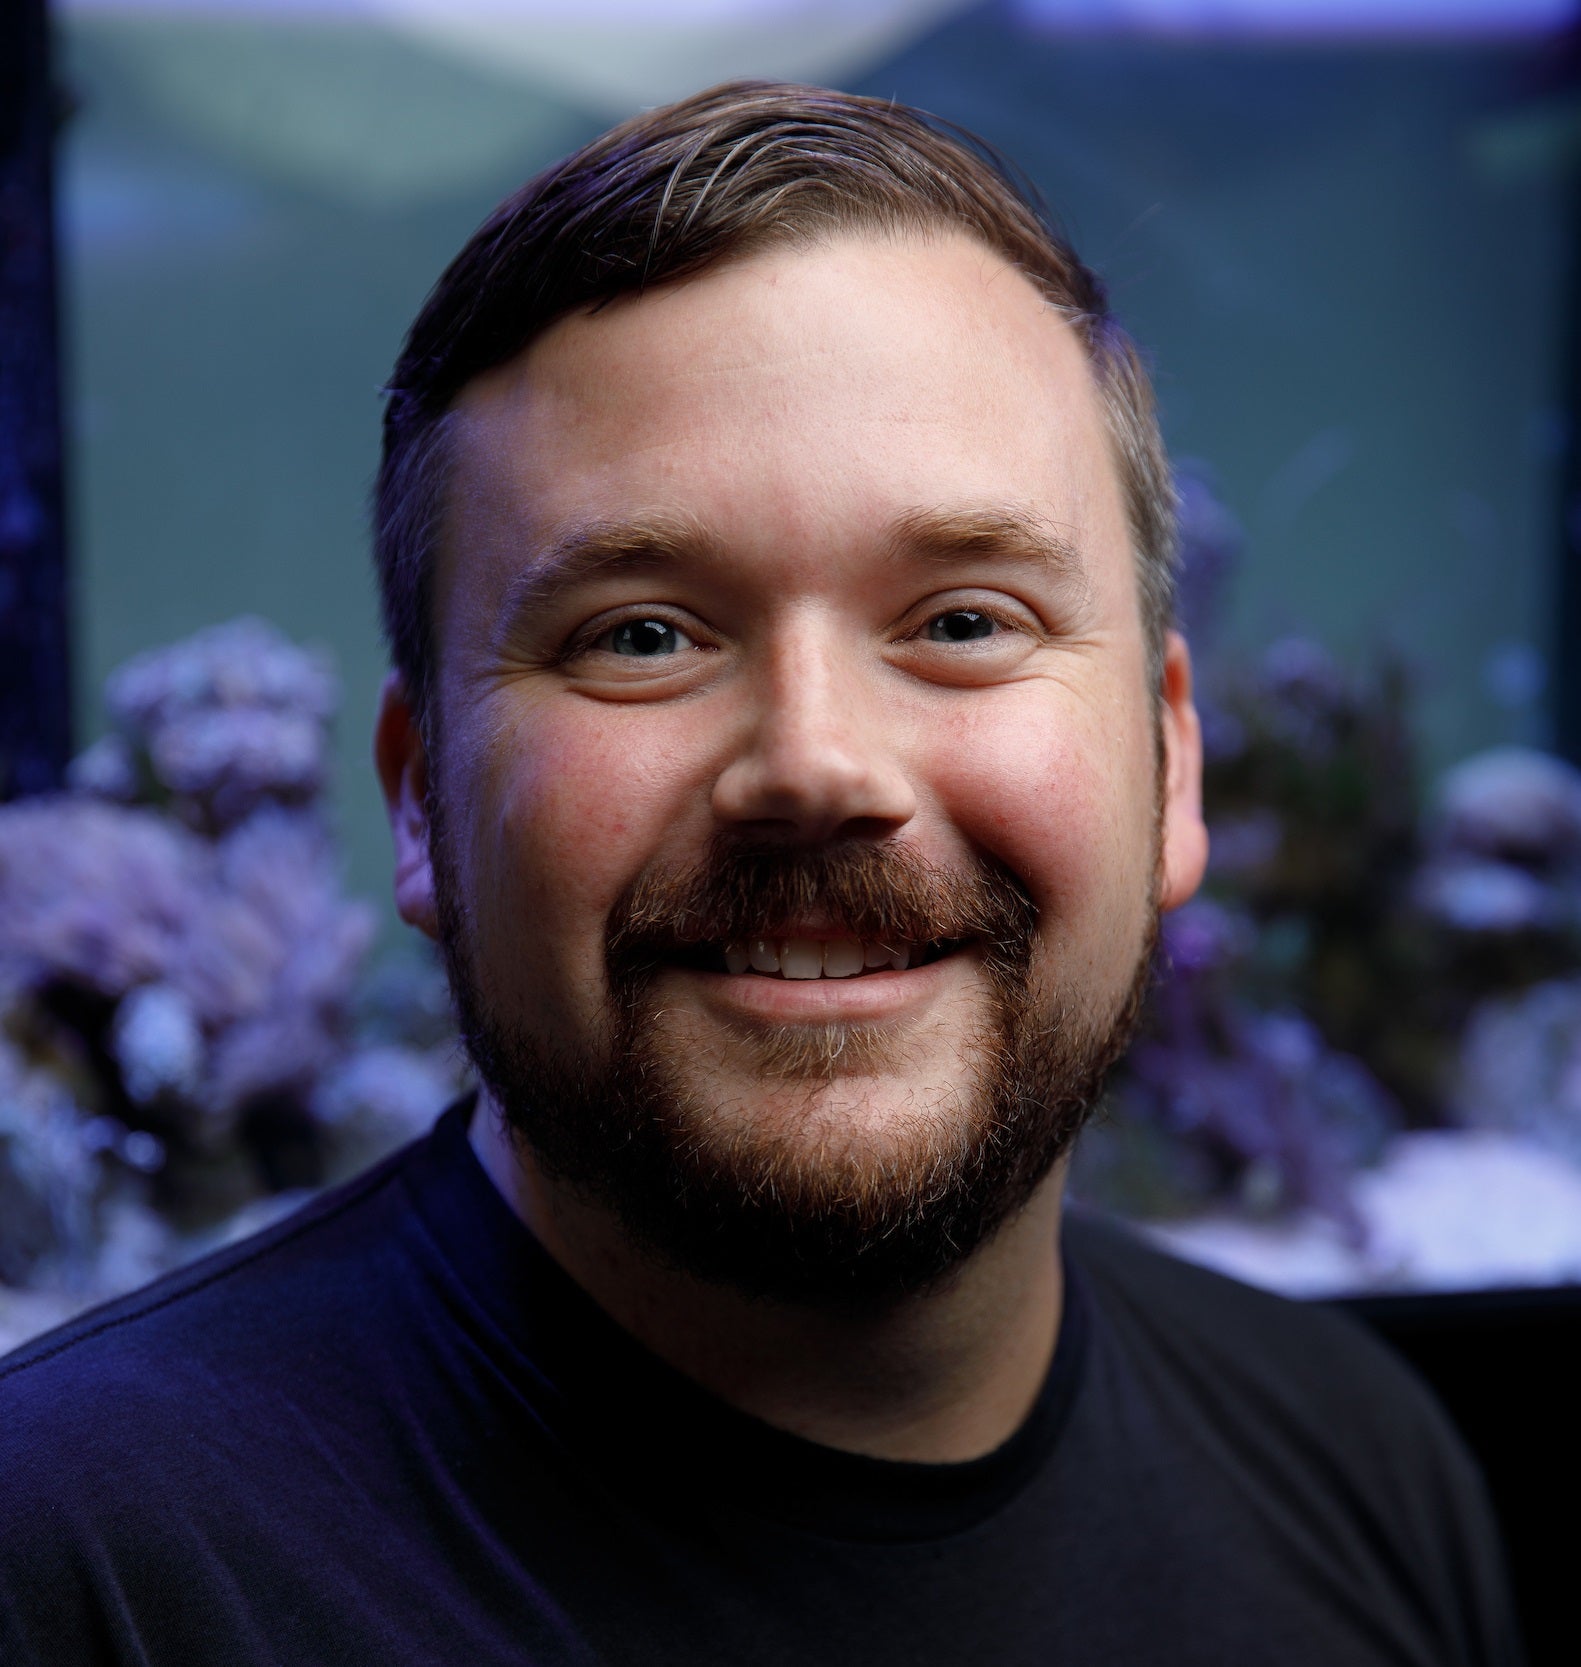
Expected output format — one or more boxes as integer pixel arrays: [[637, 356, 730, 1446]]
[[0, 619, 416, 1346], [0, 799, 206, 1003], [103, 616, 339, 833]]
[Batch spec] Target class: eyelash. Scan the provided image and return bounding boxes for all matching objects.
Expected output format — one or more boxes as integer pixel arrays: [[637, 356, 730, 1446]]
[[560, 611, 698, 662], [565, 600, 1028, 662], [905, 605, 1022, 644]]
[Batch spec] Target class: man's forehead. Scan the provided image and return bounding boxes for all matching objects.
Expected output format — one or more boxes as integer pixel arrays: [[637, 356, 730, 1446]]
[[439, 229, 1126, 606], [452, 228, 1100, 436]]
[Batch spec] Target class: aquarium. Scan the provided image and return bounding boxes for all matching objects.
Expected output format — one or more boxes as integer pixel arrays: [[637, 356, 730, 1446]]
[[4, 0, 1576, 1351]]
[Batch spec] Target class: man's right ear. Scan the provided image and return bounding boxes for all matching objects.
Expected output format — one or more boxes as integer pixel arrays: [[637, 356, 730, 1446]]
[[373, 671, 440, 940]]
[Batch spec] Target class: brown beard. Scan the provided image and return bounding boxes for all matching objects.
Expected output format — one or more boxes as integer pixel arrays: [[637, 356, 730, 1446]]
[[434, 820, 1158, 1304]]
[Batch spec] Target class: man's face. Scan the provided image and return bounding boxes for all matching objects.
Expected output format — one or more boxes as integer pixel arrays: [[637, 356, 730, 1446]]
[[382, 230, 1206, 1298]]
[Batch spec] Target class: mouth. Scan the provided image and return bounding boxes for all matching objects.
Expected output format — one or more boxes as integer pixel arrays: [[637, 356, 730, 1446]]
[[667, 935, 971, 980]]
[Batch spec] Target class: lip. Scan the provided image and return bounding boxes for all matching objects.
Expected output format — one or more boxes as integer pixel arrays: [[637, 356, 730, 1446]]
[[659, 946, 973, 1025]]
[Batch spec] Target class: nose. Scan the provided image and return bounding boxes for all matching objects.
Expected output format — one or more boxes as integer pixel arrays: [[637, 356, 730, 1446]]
[[711, 625, 917, 843]]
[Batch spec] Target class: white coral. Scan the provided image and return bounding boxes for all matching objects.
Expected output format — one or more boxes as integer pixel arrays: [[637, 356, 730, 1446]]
[[112, 983, 204, 1107], [1432, 747, 1581, 867], [1455, 977, 1581, 1161]]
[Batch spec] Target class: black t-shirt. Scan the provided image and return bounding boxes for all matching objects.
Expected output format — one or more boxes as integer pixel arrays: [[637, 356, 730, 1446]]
[[0, 1099, 1523, 1665]]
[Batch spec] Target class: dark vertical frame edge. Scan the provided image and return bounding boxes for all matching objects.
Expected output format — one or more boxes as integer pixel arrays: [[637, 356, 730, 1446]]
[[0, 0, 72, 800]]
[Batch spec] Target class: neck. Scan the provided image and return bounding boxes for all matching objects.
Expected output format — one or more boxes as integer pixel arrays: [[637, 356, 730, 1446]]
[[469, 1094, 1067, 1464]]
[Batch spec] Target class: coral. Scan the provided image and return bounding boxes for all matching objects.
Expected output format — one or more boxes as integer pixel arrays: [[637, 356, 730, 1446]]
[[1145, 1130, 1581, 1297], [103, 616, 339, 833], [1455, 977, 1581, 1162], [1430, 747, 1581, 869], [0, 619, 468, 1347], [112, 983, 204, 1107], [65, 733, 139, 802], [0, 797, 379, 1142], [1081, 900, 1397, 1233], [1410, 749, 1581, 964], [312, 1043, 466, 1183], [1086, 488, 1581, 1239], [5, 531, 1581, 1329], [1411, 860, 1558, 936], [0, 798, 207, 1005], [0, 1036, 101, 1286]]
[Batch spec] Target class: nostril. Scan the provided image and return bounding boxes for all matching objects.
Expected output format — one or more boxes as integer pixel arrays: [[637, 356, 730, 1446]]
[[710, 725, 918, 839]]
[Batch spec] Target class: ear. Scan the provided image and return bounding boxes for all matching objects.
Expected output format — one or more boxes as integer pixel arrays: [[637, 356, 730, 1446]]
[[373, 671, 440, 939], [1156, 629, 1209, 913]]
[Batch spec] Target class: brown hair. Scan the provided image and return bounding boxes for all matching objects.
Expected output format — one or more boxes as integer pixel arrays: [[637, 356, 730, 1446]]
[[375, 80, 1177, 724]]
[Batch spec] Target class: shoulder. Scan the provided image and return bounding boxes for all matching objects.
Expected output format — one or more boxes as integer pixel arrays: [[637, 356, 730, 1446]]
[[0, 1138, 419, 1491], [1063, 1208, 1519, 1659], [1065, 1206, 1467, 1454], [0, 1139, 431, 1661], [1070, 1206, 1414, 1370]]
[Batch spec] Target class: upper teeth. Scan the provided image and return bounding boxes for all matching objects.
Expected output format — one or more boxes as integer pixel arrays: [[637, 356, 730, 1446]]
[[723, 938, 914, 978]]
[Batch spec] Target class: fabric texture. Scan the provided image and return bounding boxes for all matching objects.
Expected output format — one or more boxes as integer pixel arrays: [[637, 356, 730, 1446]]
[[0, 1098, 1524, 1665]]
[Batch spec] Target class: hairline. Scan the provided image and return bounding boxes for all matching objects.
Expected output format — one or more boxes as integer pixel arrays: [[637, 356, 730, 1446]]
[[379, 117, 1177, 741]]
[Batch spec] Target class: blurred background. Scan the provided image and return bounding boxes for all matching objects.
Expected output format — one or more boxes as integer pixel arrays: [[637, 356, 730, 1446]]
[[4, 0, 1581, 1347]]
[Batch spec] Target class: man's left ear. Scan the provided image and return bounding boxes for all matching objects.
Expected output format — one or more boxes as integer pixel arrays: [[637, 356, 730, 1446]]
[[1157, 629, 1209, 912], [373, 670, 441, 940]]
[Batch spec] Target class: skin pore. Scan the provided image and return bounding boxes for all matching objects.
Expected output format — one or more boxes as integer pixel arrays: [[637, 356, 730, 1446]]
[[375, 229, 1207, 1464]]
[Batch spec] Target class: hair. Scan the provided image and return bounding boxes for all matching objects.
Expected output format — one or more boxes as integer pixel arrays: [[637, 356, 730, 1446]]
[[374, 80, 1177, 727]]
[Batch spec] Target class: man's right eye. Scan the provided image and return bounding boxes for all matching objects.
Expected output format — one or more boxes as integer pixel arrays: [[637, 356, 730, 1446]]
[[600, 619, 693, 656]]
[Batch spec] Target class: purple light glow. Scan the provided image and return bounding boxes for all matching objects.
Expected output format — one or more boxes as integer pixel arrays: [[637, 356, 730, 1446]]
[[60, 0, 1579, 29], [1013, 0, 1576, 36]]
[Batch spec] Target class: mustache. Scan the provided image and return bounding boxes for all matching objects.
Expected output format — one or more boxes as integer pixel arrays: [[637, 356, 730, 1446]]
[[606, 837, 1038, 978]]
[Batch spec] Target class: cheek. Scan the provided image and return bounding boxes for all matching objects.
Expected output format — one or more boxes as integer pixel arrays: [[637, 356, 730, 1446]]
[[925, 691, 1158, 947], [456, 704, 687, 995]]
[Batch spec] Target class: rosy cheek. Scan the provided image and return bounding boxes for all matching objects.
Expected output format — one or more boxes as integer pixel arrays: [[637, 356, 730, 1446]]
[[923, 704, 1110, 905], [493, 738, 625, 899], [469, 702, 701, 974]]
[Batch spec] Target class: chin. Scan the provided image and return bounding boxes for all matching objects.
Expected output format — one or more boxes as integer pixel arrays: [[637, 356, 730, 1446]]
[[442, 832, 1157, 1301]]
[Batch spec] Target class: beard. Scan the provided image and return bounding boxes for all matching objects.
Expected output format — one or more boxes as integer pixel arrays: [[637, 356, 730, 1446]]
[[434, 814, 1158, 1305]]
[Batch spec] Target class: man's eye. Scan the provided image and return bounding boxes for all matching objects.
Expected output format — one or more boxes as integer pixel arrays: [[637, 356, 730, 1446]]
[[924, 609, 999, 643], [601, 619, 693, 656]]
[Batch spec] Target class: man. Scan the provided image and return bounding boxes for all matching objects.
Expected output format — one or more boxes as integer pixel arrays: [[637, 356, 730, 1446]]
[[0, 82, 1522, 1665]]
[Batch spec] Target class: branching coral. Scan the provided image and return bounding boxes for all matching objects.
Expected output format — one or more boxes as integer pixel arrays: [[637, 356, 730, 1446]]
[[0, 620, 467, 1350]]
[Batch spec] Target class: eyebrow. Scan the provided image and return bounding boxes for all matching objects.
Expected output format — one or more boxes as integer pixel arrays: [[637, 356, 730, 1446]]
[[493, 510, 722, 634], [882, 504, 1091, 595], [495, 500, 1090, 635]]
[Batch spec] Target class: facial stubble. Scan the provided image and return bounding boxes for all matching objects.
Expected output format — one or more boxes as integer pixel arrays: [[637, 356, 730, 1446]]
[[433, 806, 1160, 1305]]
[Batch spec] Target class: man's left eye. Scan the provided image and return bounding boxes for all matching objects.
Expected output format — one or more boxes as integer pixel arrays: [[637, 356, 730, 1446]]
[[603, 619, 693, 656], [924, 610, 998, 643]]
